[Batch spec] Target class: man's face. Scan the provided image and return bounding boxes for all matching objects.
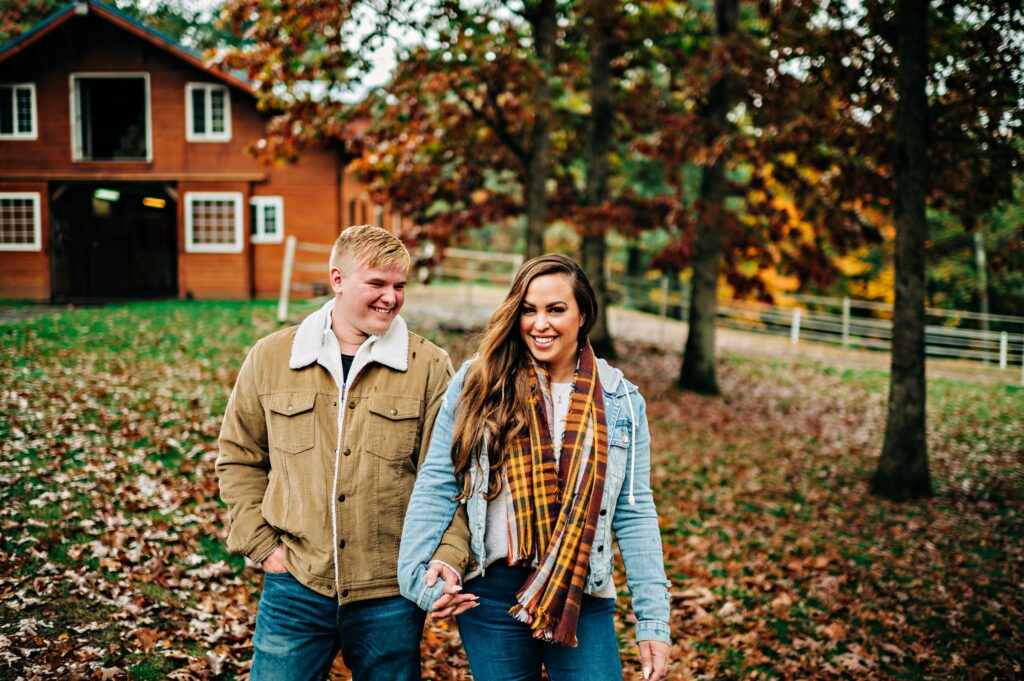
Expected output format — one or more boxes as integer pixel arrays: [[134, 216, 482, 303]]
[[330, 257, 407, 341]]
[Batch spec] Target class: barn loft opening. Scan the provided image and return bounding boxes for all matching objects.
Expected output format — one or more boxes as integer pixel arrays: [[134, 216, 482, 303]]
[[72, 75, 150, 161]]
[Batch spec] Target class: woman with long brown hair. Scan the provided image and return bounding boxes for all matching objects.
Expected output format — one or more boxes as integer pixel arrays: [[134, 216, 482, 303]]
[[399, 254, 671, 680]]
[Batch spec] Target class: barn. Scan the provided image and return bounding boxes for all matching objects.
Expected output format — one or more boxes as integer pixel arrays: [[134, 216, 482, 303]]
[[0, 0, 397, 301]]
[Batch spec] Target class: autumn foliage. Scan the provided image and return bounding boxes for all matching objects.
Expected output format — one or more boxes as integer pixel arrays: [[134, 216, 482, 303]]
[[1, 301, 1021, 678]]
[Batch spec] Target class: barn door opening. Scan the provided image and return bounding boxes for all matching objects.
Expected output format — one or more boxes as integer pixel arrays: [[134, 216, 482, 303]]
[[50, 183, 177, 301]]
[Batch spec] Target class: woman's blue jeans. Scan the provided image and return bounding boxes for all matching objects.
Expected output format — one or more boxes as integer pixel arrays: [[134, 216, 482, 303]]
[[456, 564, 624, 681], [250, 571, 425, 681]]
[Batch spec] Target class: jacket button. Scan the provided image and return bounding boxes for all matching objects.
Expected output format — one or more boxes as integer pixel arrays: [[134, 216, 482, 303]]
[[287, 405, 293, 412], [599, 509, 607, 516], [389, 408, 397, 416], [332, 400, 337, 407], [343, 448, 351, 456], [338, 494, 346, 502], [595, 579, 603, 586], [348, 401, 356, 409], [597, 545, 604, 552], [339, 540, 346, 549], [341, 589, 349, 597]]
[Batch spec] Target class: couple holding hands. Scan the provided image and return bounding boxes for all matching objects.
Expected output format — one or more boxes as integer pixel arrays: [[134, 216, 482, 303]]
[[217, 225, 671, 680]]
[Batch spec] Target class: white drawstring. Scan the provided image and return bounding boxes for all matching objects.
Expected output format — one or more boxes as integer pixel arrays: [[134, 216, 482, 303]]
[[625, 386, 637, 506]]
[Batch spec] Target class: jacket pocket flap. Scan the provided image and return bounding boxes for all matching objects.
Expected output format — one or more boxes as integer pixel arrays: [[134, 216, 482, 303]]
[[267, 391, 317, 416], [368, 396, 421, 420]]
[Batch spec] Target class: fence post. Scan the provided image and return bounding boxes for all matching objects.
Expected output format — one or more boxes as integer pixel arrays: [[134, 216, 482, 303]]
[[277, 235, 297, 323], [466, 261, 476, 317], [841, 297, 851, 351], [999, 332, 1008, 369], [790, 308, 801, 346], [659, 276, 669, 344]]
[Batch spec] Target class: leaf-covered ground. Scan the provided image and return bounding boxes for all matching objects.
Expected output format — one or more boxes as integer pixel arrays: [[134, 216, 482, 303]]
[[1, 301, 1021, 680]]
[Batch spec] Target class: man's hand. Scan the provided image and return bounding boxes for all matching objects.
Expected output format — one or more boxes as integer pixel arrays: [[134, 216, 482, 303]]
[[638, 640, 670, 680], [426, 561, 478, 619], [261, 544, 288, 573]]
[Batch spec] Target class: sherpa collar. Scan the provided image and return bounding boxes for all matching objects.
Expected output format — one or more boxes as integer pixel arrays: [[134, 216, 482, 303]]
[[289, 299, 409, 372]]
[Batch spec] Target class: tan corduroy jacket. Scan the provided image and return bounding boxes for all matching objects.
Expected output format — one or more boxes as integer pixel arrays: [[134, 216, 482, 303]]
[[216, 301, 471, 604]]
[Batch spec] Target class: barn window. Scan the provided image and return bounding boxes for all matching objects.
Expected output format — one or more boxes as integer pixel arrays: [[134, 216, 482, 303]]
[[0, 193, 42, 251], [250, 196, 284, 243], [185, 192, 243, 253], [186, 83, 231, 142], [0, 84, 37, 139], [71, 74, 151, 161]]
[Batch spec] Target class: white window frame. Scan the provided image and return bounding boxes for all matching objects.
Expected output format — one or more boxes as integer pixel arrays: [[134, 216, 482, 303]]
[[185, 83, 232, 142], [69, 72, 153, 162], [250, 196, 284, 244], [0, 192, 42, 252], [185, 192, 243, 253], [0, 83, 38, 140]]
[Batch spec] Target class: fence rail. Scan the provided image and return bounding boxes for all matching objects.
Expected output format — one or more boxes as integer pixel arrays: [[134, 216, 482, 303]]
[[610, 275, 1024, 383]]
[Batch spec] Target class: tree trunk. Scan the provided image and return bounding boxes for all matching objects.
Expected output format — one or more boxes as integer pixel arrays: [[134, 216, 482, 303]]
[[678, 0, 738, 395], [524, 0, 556, 259], [871, 0, 932, 500], [582, 0, 615, 358]]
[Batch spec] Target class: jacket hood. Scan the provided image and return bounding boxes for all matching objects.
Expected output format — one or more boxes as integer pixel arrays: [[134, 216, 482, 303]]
[[596, 357, 625, 394], [289, 299, 409, 372]]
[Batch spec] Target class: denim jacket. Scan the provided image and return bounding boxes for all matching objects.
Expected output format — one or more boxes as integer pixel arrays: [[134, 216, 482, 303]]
[[398, 358, 672, 643]]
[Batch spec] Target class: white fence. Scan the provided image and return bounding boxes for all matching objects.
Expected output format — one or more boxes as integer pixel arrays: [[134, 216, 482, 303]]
[[432, 248, 523, 284], [277, 242, 524, 324], [277, 236, 332, 322], [611, 275, 1024, 382]]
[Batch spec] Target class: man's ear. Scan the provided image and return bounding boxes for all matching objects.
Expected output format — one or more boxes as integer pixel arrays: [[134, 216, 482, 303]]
[[329, 266, 344, 295]]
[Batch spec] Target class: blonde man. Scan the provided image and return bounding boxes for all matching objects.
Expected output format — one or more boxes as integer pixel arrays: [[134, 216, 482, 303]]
[[218, 225, 473, 680]]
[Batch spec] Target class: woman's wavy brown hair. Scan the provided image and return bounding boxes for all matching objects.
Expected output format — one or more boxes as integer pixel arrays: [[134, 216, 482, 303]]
[[451, 254, 598, 501]]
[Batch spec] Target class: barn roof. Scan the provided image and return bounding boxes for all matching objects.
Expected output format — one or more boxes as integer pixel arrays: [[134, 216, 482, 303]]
[[0, 0, 255, 95]]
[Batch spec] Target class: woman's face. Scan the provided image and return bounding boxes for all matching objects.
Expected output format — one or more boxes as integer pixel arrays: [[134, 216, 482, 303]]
[[519, 273, 585, 382]]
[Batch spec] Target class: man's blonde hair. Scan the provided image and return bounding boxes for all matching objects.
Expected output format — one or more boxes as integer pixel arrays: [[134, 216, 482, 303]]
[[329, 224, 411, 274]]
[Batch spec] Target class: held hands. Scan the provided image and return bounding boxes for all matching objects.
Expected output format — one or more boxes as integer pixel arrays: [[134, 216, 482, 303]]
[[638, 640, 670, 681], [425, 561, 478, 619], [261, 544, 288, 573]]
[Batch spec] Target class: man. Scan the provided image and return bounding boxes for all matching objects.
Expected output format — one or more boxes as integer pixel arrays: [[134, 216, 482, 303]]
[[217, 225, 473, 681]]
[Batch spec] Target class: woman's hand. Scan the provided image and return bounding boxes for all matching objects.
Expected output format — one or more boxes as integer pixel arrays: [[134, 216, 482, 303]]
[[425, 561, 478, 619], [638, 640, 670, 680], [261, 544, 288, 573]]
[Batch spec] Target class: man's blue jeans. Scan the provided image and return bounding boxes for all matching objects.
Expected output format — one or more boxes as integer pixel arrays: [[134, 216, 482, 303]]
[[455, 564, 624, 681], [251, 571, 426, 681]]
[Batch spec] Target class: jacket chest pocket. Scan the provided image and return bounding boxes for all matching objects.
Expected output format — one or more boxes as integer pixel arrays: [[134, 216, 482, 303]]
[[367, 395, 423, 461], [266, 392, 317, 455], [606, 423, 631, 482]]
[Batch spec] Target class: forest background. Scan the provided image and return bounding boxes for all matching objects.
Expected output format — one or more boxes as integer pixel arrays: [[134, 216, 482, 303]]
[[5, 0, 1022, 320]]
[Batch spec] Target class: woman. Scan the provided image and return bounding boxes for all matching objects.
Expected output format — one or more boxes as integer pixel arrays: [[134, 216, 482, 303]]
[[399, 255, 671, 681]]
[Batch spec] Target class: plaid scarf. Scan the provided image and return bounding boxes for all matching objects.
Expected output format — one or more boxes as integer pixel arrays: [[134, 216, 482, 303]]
[[505, 343, 608, 646]]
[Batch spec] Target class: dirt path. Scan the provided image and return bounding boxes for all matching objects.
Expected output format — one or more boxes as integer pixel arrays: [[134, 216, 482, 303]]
[[405, 282, 1021, 387]]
